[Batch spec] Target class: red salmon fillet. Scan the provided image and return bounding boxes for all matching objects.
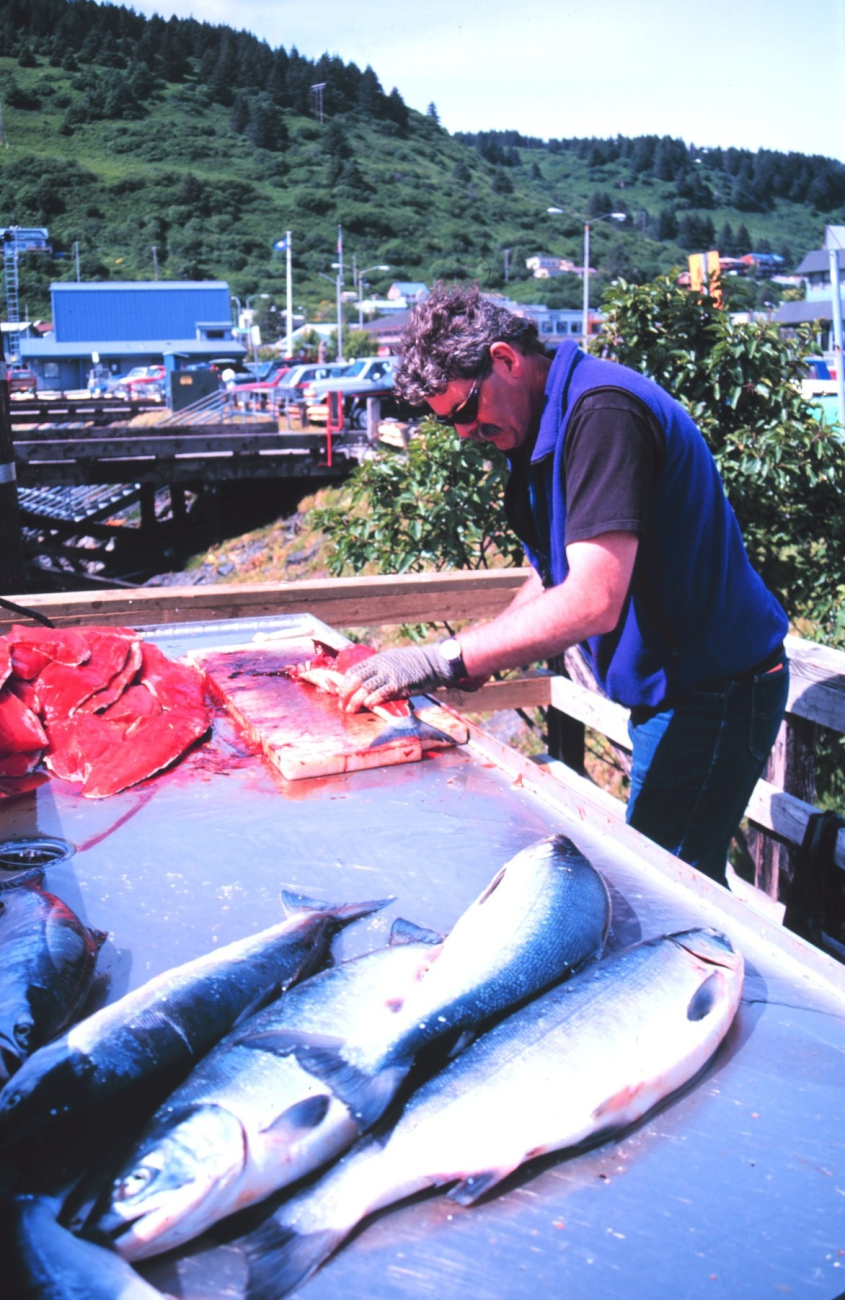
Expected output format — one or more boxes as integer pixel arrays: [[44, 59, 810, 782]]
[[82, 708, 211, 798], [0, 686, 48, 753]]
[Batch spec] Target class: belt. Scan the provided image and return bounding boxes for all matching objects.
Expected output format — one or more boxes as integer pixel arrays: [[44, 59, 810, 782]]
[[629, 644, 786, 727]]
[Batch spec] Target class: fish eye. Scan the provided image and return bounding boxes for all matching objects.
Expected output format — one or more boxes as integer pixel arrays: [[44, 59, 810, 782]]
[[3, 1089, 22, 1110], [115, 1165, 157, 1202], [13, 1020, 33, 1050]]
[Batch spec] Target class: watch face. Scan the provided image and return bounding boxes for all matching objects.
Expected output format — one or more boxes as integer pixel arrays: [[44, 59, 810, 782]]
[[440, 639, 463, 665]]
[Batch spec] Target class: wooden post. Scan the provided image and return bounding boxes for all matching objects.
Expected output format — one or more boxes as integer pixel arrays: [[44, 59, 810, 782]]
[[0, 363, 26, 594], [139, 484, 157, 541], [546, 653, 585, 774], [749, 715, 816, 900]]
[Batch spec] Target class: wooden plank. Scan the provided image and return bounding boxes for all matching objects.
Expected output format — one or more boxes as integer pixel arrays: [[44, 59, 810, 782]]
[[15, 452, 342, 488], [0, 570, 530, 633], [436, 670, 552, 712], [549, 674, 631, 748], [15, 433, 327, 460], [784, 633, 845, 730], [16, 421, 278, 440], [746, 778, 845, 871]]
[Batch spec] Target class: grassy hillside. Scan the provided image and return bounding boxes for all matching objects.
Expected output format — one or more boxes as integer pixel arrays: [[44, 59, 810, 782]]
[[0, 25, 842, 327]]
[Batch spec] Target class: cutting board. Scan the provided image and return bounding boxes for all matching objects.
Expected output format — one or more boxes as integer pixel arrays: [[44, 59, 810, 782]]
[[192, 640, 467, 781]]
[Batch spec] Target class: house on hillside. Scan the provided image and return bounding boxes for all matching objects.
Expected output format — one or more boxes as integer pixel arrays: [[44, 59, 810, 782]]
[[19, 280, 245, 391], [774, 226, 845, 354], [526, 255, 584, 279]]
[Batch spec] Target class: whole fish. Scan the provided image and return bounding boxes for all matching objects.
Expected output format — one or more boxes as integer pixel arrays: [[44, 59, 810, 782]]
[[99, 835, 610, 1260], [0, 892, 387, 1154], [0, 869, 107, 1083], [244, 928, 744, 1300], [1, 1192, 168, 1300]]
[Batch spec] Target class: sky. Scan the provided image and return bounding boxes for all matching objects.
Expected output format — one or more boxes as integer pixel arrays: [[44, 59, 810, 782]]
[[123, 0, 845, 163]]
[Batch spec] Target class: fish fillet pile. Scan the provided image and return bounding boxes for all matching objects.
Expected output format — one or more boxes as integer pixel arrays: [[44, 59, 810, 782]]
[[0, 625, 211, 800]]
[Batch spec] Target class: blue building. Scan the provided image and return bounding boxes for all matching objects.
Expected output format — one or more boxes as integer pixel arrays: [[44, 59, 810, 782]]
[[20, 280, 246, 391]]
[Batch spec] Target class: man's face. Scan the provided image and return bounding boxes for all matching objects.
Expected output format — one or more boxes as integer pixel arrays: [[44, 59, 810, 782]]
[[426, 347, 535, 454]]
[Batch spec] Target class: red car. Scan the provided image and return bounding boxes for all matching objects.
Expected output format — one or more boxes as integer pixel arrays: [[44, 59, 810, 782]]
[[7, 364, 37, 396]]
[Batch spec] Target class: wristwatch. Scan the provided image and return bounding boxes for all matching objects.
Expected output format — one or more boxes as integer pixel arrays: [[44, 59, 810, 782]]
[[438, 637, 467, 682]]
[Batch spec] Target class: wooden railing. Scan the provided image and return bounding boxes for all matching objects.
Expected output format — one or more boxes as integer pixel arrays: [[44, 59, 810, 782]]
[[4, 569, 843, 925]]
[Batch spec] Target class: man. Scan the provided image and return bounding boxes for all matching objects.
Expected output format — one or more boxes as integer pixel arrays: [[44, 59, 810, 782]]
[[337, 283, 789, 885]]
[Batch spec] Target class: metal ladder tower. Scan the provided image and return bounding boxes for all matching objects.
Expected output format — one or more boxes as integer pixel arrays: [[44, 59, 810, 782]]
[[3, 227, 20, 363]]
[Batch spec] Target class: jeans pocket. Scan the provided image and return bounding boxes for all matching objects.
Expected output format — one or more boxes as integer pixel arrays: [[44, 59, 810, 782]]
[[749, 661, 789, 764]]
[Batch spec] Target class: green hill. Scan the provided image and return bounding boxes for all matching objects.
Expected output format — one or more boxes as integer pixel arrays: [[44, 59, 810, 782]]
[[0, 0, 843, 326]]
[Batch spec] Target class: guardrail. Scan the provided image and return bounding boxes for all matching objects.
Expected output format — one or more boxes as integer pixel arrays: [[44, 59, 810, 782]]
[[3, 568, 841, 950]]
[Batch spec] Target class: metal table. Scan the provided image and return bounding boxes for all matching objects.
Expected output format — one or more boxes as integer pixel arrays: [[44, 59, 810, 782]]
[[2, 615, 843, 1300]]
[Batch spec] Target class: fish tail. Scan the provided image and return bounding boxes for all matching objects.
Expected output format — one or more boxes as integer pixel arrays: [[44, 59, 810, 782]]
[[0, 867, 45, 892], [245, 1218, 344, 1300], [281, 891, 394, 924]]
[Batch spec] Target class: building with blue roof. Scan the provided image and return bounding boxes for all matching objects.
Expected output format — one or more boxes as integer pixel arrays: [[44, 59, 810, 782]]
[[19, 280, 246, 390]]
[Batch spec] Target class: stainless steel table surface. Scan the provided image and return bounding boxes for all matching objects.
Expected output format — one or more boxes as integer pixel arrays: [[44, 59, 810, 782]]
[[2, 615, 843, 1300]]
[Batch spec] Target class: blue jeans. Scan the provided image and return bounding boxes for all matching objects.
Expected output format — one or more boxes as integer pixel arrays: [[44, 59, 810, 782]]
[[625, 653, 789, 885]]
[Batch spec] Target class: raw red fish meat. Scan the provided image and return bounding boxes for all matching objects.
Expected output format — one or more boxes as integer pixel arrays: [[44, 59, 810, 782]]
[[285, 641, 410, 721], [35, 634, 131, 724], [140, 642, 208, 711], [78, 640, 143, 715], [0, 772, 50, 800], [0, 751, 42, 778], [0, 639, 10, 692], [82, 708, 211, 799], [45, 714, 128, 784], [0, 686, 48, 754], [101, 683, 162, 727], [8, 625, 91, 667], [8, 643, 50, 681], [0, 623, 211, 798]]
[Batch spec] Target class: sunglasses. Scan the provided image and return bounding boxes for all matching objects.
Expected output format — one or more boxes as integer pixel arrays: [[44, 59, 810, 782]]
[[433, 359, 489, 428]]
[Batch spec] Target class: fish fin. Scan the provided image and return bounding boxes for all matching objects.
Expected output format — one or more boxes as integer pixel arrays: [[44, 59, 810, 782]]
[[388, 917, 444, 947], [280, 891, 394, 924], [245, 1218, 343, 1300], [260, 1093, 331, 1137], [237, 1027, 404, 1131], [0, 867, 45, 892], [687, 971, 722, 1021], [447, 1166, 514, 1207]]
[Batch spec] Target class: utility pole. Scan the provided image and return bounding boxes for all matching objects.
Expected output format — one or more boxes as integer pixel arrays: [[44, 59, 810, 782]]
[[0, 362, 25, 595], [335, 223, 344, 364], [285, 229, 292, 359], [504, 248, 511, 284], [828, 234, 845, 435], [151, 245, 159, 280], [311, 82, 326, 124], [74, 241, 80, 282]]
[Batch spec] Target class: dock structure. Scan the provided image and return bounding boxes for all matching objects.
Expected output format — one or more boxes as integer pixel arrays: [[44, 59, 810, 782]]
[[11, 422, 367, 488]]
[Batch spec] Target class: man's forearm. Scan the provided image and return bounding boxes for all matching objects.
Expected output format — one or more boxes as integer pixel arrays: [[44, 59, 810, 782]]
[[459, 533, 637, 679]]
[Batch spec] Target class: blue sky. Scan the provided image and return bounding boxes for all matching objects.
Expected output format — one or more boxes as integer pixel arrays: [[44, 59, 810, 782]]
[[125, 0, 845, 162]]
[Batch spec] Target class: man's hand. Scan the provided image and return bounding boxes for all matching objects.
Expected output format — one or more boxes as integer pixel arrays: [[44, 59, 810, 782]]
[[337, 644, 458, 713]]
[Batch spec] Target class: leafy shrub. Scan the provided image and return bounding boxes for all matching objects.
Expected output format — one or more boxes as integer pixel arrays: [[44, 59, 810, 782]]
[[312, 420, 524, 576]]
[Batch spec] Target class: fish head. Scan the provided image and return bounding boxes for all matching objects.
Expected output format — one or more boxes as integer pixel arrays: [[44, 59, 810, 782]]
[[0, 995, 35, 1082], [100, 1103, 248, 1262], [671, 928, 744, 976], [669, 929, 745, 1032]]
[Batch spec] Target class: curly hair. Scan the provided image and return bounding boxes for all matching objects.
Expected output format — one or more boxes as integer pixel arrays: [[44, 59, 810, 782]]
[[394, 282, 548, 405]]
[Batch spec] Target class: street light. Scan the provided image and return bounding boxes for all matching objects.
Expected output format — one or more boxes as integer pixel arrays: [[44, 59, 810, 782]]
[[357, 264, 390, 329], [245, 293, 269, 362], [548, 207, 626, 345]]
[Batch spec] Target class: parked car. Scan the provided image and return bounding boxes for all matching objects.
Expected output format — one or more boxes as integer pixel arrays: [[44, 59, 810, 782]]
[[304, 357, 396, 402], [264, 362, 351, 403], [304, 357, 396, 429], [111, 365, 166, 400], [7, 363, 37, 396]]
